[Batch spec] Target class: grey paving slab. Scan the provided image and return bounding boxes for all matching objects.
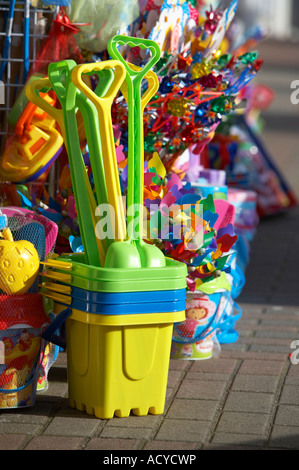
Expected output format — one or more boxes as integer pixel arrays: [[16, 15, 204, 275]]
[[154, 418, 210, 443], [215, 411, 271, 436]]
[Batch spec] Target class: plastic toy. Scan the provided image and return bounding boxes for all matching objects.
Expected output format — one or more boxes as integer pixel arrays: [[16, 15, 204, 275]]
[[40, 277, 186, 314], [40, 281, 186, 305], [72, 61, 127, 247], [40, 253, 187, 293], [105, 35, 165, 268], [1, 206, 58, 257], [41, 304, 185, 419], [0, 293, 49, 409], [40, 287, 186, 315], [0, 97, 64, 183], [26, 66, 103, 267], [0, 228, 40, 295]]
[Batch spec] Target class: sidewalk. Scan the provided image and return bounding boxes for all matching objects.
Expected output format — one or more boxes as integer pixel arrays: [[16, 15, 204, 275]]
[[1, 205, 299, 451], [0, 39, 299, 451]]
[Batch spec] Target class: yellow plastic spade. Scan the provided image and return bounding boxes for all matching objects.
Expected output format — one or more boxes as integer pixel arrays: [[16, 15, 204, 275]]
[[72, 61, 127, 246]]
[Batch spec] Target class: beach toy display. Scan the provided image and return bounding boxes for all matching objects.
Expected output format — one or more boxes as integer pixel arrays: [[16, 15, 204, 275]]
[[0, 293, 49, 408], [1, 0, 286, 419], [24, 34, 189, 419]]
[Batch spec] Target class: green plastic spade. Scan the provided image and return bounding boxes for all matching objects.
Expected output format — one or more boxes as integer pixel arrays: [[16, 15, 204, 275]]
[[26, 69, 105, 267], [48, 60, 106, 267], [106, 35, 165, 268]]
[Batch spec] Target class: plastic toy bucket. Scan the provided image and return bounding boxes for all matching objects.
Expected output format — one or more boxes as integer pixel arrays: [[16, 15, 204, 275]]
[[0, 293, 49, 408], [171, 291, 222, 360], [41, 255, 188, 293], [40, 283, 186, 315], [41, 282, 187, 305], [43, 304, 185, 419]]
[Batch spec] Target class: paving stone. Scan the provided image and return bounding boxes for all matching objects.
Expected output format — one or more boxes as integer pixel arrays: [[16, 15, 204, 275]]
[[169, 359, 191, 371], [255, 328, 298, 339], [166, 398, 219, 421], [176, 379, 227, 401], [231, 374, 280, 393], [189, 358, 238, 374], [0, 410, 51, 425], [275, 405, 299, 427], [0, 434, 28, 450], [185, 371, 233, 382], [105, 414, 162, 429], [216, 411, 270, 436], [224, 391, 275, 414], [220, 350, 287, 361], [99, 426, 154, 440], [279, 385, 299, 405], [285, 364, 299, 385], [42, 416, 102, 437], [238, 359, 286, 376], [266, 306, 299, 315], [24, 435, 85, 450], [204, 443, 265, 450], [84, 438, 141, 450], [249, 344, 292, 354], [167, 370, 186, 388], [0, 422, 43, 435], [155, 418, 210, 443], [210, 432, 267, 448], [143, 440, 198, 450], [269, 425, 299, 449]]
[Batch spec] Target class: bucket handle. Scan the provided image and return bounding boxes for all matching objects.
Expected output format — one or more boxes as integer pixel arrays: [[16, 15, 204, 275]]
[[0, 334, 47, 394], [42, 308, 72, 349]]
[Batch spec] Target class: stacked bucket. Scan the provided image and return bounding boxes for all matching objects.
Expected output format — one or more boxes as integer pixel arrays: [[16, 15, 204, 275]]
[[41, 252, 187, 419]]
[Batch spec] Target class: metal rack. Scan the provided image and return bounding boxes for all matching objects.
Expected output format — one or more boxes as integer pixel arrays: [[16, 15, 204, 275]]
[[0, 1, 57, 140]]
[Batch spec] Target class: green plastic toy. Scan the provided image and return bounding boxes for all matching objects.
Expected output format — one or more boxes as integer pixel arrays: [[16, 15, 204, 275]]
[[26, 66, 104, 267], [105, 35, 165, 268], [40, 253, 187, 293]]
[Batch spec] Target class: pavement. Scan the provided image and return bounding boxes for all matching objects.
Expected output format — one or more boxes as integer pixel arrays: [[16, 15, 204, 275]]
[[0, 38, 299, 452]]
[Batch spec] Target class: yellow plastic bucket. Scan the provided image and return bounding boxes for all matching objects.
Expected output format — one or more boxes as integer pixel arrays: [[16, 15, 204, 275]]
[[53, 303, 185, 419]]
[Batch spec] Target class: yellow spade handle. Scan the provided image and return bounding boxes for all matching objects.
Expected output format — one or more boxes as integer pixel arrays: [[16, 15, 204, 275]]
[[72, 61, 127, 242]]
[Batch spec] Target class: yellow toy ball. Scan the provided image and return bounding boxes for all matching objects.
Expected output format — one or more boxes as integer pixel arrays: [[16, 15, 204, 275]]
[[0, 228, 40, 295]]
